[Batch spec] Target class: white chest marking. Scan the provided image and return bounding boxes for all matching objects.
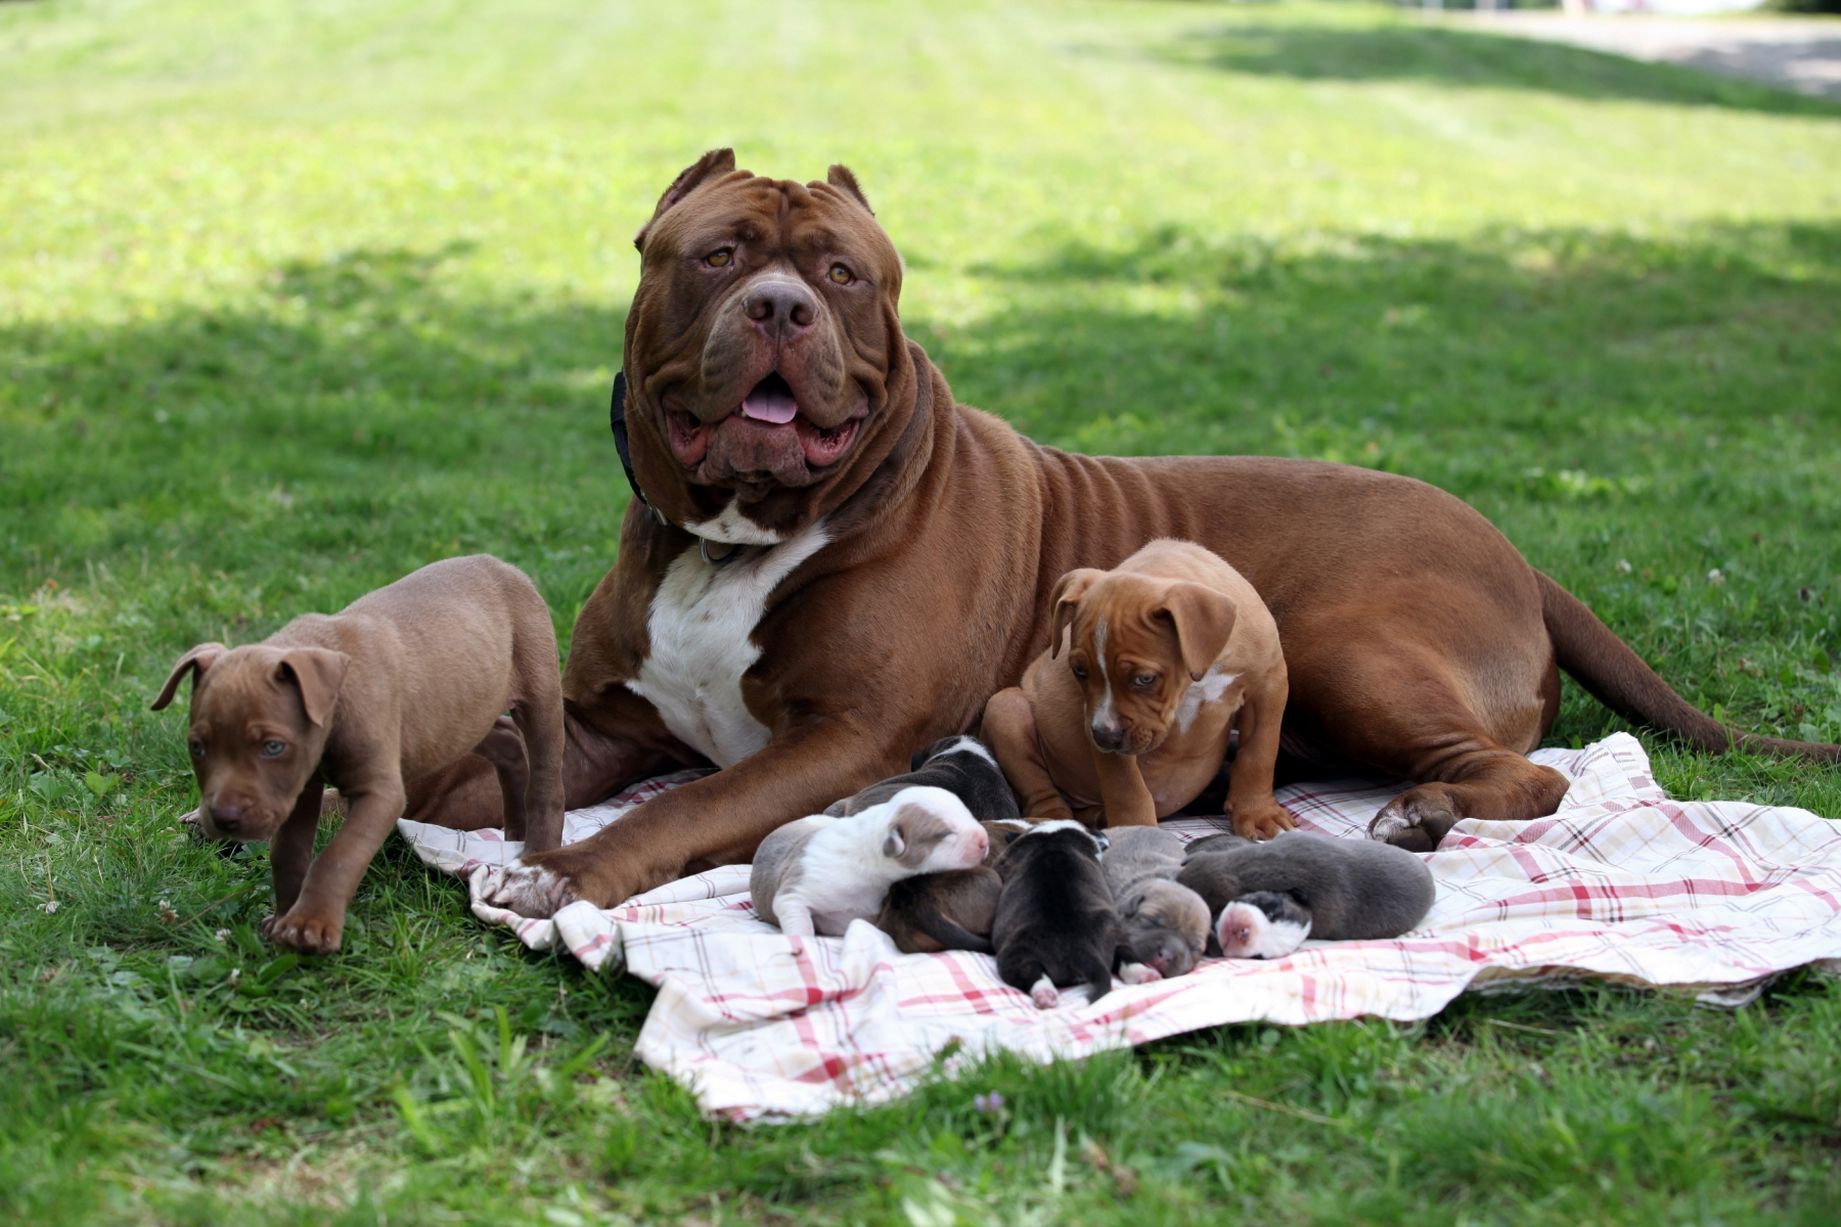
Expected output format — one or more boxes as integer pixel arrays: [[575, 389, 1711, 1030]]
[[627, 519, 830, 767], [1173, 666, 1240, 733]]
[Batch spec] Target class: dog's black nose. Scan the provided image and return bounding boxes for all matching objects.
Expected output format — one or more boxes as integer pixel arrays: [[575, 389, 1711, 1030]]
[[745, 279, 817, 336], [1090, 722, 1126, 753], [210, 798, 248, 833]]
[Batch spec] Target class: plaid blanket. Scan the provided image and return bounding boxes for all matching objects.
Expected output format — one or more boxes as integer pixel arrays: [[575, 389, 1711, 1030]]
[[397, 733, 1841, 1121]]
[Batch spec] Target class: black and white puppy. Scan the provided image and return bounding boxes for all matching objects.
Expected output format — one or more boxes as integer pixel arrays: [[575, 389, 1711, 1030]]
[[992, 821, 1150, 1009], [826, 735, 1021, 824], [1178, 831, 1436, 959]]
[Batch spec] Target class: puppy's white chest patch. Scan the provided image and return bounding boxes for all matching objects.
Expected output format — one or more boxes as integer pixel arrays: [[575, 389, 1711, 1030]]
[[1174, 666, 1240, 733], [628, 520, 830, 767]]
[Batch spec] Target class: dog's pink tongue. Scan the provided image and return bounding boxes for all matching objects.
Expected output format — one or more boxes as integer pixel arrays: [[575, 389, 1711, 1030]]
[[740, 387, 798, 424]]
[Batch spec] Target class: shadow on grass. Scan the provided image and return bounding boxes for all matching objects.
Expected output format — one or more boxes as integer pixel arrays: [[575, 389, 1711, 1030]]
[[2, 221, 1838, 745], [1105, 14, 1841, 116]]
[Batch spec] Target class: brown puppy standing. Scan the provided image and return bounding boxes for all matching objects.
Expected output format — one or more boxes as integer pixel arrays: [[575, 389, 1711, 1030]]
[[984, 539, 1292, 838], [152, 555, 564, 953]]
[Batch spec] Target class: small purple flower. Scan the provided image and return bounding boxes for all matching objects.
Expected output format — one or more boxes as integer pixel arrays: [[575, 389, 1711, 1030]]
[[973, 1091, 1005, 1115]]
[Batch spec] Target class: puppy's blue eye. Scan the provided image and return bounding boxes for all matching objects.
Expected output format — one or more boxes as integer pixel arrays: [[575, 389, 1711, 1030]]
[[260, 740, 286, 758], [1132, 674, 1158, 689], [1071, 663, 1088, 680], [189, 740, 205, 759]]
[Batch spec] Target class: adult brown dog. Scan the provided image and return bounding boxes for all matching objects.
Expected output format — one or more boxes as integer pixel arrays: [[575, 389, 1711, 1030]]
[[424, 149, 1837, 917]]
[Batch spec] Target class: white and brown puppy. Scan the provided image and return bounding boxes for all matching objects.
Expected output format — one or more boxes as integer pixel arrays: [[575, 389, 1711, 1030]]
[[874, 818, 1030, 954], [750, 785, 988, 937], [151, 555, 564, 954], [1178, 831, 1436, 960], [991, 821, 1154, 1009], [826, 735, 1021, 825], [1101, 827, 1211, 979]]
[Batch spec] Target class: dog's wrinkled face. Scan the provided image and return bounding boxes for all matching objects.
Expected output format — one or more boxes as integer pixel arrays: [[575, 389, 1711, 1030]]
[[623, 149, 915, 541], [1118, 880, 1211, 977], [1050, 570, 1239, 757], [150, 643, 346, 842]]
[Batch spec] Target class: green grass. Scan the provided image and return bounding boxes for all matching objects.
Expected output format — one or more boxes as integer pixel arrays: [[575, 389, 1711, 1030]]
[[3, 0, 1840, 1221]]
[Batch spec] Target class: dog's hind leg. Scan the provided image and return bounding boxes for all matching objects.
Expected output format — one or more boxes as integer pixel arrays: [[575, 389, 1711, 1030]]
[[471, 715, 530, 841], [1288, 627, 1568, 853], [981, 687, 1075, 822]]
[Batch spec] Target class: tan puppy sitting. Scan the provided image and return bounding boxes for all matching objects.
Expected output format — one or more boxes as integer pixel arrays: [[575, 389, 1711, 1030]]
[[151, 555, 565, 953], [983, 538, 1293, 838]]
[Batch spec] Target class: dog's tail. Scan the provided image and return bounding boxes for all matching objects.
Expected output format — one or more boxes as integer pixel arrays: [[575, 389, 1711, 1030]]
[[1084, 954, 1114, 1007], [914, 908, 994, 955], [1537, 571, 1839, 762]]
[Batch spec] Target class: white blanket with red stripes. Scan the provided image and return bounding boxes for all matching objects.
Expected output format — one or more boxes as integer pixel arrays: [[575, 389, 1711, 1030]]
[[397, 733, 1841, 1121]]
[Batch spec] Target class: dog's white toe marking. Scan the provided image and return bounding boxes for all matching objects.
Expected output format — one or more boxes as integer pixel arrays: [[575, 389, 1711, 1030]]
[[1369, 811, 1411, 843], [1118, 961, 1162, 986], [480, 861, 576, 918], [1029, 975, 1059, 1009]]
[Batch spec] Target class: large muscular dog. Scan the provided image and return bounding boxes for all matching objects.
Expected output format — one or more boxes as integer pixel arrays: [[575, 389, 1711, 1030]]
[[419, 149, 1837, 917]]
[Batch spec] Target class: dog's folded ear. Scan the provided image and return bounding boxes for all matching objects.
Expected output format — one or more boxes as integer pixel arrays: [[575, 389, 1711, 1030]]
[[150, 643, 227, 711], [634, 148, 739, 252], [1156, 582, 1238, 680], [275, 647, 350, 727], [1048, 568, 1104, 658]]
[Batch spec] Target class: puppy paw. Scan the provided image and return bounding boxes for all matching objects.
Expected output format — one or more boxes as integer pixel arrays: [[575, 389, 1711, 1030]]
[[261, 908, 344, 954], [1117, 961, 1162, 986], [1368, 786, 1458, 853], [477, 858, 580, 918], [1229, 801, 1295, 841], [1029, 975, 1059, 1009]]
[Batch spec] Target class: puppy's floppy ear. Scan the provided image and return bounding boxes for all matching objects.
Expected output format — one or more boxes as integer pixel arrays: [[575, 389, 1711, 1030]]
[[825, 164, 874, 216], [1156, 581, 1238, 680], [881, 815, 908, 860], [275, 648, 349, 727], [151, 643, 226, 711], [634, 148, 738, 252], [1049, 568, 1103, 659]]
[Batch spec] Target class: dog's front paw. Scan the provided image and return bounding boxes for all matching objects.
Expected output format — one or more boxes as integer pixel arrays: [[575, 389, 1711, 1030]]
[[1229, 801, 1295, 841], [478, 858, 582, 918], [1117, 961, 1162, 986], [261, 907, 345, 954], [1368, 785, 1458, 852]]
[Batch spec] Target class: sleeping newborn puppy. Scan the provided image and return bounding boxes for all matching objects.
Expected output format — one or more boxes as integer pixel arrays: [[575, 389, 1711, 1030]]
[[874, 819, 1032, 954], [1177, 831, 1436, 960], [750, 785, 989, 938], [1101, 826, 1210, 978], [825, 735, 1021, 824], [992, 821, 1146, 1009]]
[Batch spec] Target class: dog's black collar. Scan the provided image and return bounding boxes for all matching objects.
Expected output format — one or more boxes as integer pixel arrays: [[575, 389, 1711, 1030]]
[[609, 371, 750, 567]]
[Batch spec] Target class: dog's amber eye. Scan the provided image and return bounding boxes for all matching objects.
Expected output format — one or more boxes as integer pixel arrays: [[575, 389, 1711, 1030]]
[[260, 739, 287, 758], [828, 263, 853, 285], [188, 739, 205, 760], [704, 248, 733, 268], [1132, 673, 1158, 689]]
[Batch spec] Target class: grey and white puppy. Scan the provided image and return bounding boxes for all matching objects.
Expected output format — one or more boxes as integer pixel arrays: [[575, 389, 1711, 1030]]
[[1177, 831, 1436, 960], [1100, 827, 1211, 978], [826, 735, 1021, 824], [751, 785, 989, 938], [992, 821, 1153, 1009]]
